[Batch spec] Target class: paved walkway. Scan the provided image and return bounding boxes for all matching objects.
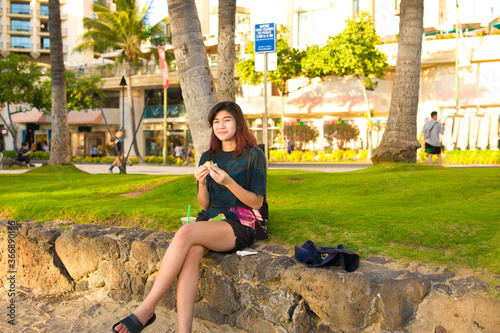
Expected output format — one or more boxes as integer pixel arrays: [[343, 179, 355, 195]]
[[0, 162, 372, 175]]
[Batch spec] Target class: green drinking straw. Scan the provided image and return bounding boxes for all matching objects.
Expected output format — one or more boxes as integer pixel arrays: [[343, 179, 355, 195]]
[[187, 205, 191, 224]]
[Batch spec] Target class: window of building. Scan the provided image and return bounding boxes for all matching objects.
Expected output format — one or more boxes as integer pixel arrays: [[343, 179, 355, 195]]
[[40, 5, 49, 16], [40, 21, 49, 32], [11, 3, 30, 15], [11, 36, 31, 49], [236, 12, 250, 31], [41, 37, 50, 49], [297, 9, 330, 50], [354, 0, 360, 17], [11, 19, 30, 32]]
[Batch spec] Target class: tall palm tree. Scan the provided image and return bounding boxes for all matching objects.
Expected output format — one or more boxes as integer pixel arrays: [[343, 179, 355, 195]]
[[166, 0, 217, 163], [217, 0, 236, 102], [48, 0, 70, 165], [74, 0, 166, 163], [372, 0, 424, 163]]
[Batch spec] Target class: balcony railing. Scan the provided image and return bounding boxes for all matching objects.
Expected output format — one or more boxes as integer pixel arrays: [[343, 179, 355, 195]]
[[36, 10, 68, 19], [7, 8, 32, 15], [37, 44, 68, 51], [8, 25, 32, 32], [8, 42, 32, 50], [37, 27, 67, 34], [70, 62, 179, 79]]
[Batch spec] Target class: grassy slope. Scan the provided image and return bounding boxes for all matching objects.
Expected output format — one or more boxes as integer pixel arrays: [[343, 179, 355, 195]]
[[1, 164, 498, 276]]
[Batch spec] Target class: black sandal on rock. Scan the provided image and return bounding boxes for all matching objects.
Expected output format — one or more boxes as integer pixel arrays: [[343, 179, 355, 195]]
[[112, 313, 156, 333]]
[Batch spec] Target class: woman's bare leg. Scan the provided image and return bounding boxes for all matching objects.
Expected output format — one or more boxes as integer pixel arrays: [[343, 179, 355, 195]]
[[176, 245, 209, 333], [114, 221, 235, 333]]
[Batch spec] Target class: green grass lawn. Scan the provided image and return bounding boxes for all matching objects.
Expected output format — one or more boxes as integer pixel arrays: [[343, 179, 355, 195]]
[[1, 164, 499, 280]]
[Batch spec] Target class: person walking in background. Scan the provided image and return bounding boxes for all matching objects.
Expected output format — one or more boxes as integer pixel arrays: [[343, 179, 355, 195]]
[[108, 130, 124, 173], [112, 101, 266, 333], [174, 142, 184, 160], [91, 145, 99, 158], [15, 142, 35, 167], [422, 111, 444, 166], [42, 140, 50, 151], [75, 146, 82, 157], [185, 144, 193, 165]]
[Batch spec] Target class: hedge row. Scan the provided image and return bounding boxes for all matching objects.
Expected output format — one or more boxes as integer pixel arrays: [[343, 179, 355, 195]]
[[418, 149, 500, 165], [5, 148, 499, 165], [269, 149, 369, 162]]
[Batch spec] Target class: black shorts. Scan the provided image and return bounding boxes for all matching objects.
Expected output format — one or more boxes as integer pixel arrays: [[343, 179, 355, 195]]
[[195, 216, 255, 252], [425, 143, 441, 155]]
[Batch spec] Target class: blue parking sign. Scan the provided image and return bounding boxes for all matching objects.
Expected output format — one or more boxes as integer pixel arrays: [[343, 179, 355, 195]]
[[255, 23, 276, 53]]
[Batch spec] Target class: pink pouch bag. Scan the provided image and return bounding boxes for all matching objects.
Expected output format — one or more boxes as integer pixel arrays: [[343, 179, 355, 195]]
[[230, 206, 262, 229]]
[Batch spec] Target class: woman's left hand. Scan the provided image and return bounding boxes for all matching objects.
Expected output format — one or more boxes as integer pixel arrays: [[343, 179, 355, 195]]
[[207, 164, 234, 186]]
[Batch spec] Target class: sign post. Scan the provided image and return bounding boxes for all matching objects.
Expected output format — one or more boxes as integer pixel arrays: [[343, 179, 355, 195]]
[[254, 23, 276, 165]]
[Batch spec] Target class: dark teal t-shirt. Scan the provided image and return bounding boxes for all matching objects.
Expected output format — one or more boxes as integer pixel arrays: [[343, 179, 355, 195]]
[[197, 147, 267, 221]]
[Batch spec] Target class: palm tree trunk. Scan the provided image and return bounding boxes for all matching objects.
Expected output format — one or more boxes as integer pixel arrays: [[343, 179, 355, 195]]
[[217, 0, 236, 102], [48, 0, 70, 165], [126, 60, 145, 163], [372, 0, 423, 164], [167, 0, 217, 163]]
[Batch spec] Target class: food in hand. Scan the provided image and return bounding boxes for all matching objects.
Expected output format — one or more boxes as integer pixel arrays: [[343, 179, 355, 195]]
[[204, 160, 213, 167]]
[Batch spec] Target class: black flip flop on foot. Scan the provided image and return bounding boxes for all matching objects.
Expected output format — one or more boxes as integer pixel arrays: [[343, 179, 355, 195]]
[[112, 313, 156, 333]]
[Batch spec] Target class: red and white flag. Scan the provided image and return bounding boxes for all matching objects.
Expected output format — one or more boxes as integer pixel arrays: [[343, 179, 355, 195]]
[[157, 46, 169, 88]]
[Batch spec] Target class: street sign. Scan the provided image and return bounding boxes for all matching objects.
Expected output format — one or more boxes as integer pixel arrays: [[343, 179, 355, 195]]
[[254, 23, 276, 53]]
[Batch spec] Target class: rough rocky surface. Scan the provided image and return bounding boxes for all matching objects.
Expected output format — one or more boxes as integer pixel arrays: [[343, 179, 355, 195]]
[[1, 219, 499, 332]]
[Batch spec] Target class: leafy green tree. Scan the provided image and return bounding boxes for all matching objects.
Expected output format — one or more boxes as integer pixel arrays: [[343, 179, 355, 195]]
[[304, 12, 389, 161], [39, 72, 105, 112], [74, 0, 167, 163], [236, 26, 305, 145], [372, 0, 424, 164], [284, 124, 319, 150], [0, 54, 44, 151], [324, 123, 360, 150]]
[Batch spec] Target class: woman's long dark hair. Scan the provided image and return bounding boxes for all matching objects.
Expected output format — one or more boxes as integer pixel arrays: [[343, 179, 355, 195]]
[[208, 101, 257, 156]]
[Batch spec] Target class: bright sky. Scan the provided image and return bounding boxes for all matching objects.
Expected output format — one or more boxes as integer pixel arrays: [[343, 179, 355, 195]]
[[141, 0, 253, 26]]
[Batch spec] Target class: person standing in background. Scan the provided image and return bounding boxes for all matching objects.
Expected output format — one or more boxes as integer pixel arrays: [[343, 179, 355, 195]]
[[108, 130, 124, 173], [422, 111, 444, 166]]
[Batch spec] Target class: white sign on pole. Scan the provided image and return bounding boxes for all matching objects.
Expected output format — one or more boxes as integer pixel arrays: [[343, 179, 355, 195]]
[[255, 53, 278, 72]]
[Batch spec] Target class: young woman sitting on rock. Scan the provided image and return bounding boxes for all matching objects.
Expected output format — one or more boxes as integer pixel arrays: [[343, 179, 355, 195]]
[[112, 101, 267, 333]]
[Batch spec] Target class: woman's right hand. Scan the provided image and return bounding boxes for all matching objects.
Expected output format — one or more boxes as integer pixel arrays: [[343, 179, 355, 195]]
[[194, 165, 210, 184]]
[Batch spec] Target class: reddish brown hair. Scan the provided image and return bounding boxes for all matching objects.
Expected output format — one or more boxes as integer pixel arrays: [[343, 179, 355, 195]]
[[208, 101, 257, 156]]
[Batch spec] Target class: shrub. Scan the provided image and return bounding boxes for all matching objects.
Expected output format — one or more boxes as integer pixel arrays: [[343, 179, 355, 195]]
[[5, 150, 16, 158], [167, 155, 176, 164], [344, 150, 357, 161], [270, 150, 287, 162], [357, 150, 368, 161], [83, 156, 93, 163], [99, 156, 114, 164], [71, 156, 83, 163], [31, 151, 50, 160], [129, 157, 139, 164]]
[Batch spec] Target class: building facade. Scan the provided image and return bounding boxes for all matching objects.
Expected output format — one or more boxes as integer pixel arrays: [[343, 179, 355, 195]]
[[1, 0, 499, 158]]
